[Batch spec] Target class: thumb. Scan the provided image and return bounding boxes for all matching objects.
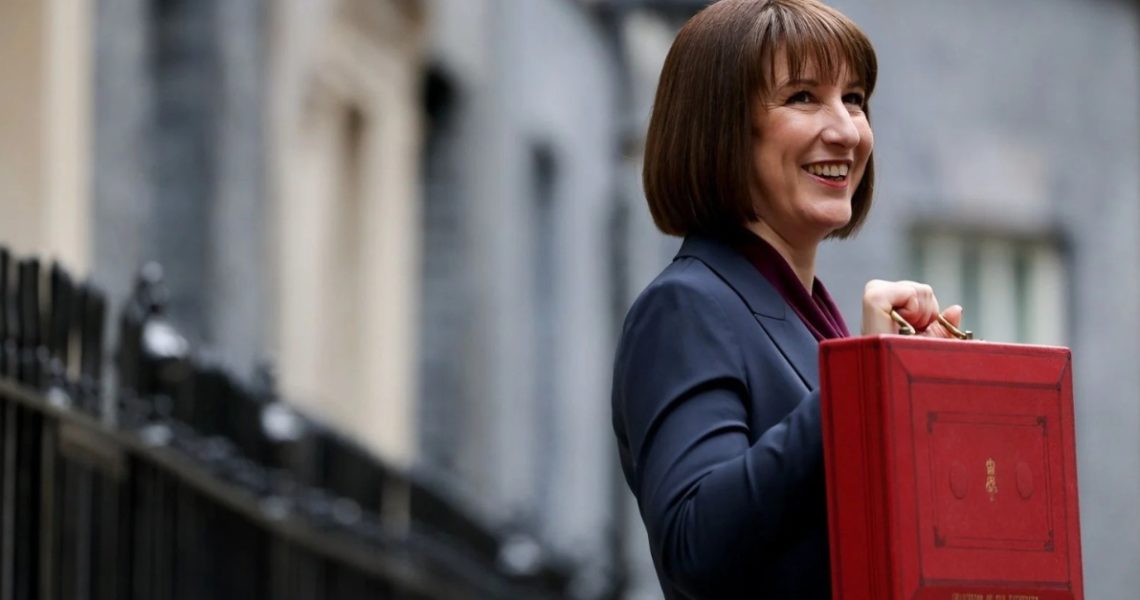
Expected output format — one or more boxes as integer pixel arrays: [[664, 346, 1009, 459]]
[[941, 305, 964, 328]]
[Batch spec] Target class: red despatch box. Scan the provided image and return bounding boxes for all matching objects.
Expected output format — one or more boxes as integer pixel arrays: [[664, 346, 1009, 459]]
[[820, 336, 1084, 600]]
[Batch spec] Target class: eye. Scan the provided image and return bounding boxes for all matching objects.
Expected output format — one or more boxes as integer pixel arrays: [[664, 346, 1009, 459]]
[[786, 90, 814, 105], [843, 92, 866, 109]]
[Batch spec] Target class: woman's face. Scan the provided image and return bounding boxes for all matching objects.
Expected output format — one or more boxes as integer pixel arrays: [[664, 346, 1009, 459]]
[[750, 53, 873, 247]]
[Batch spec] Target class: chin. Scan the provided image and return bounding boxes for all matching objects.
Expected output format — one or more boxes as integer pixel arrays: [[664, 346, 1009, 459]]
[[809, 210, 853, 233]]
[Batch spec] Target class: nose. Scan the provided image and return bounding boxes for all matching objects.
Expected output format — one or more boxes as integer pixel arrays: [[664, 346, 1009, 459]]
[[820, 103, 861, 149]]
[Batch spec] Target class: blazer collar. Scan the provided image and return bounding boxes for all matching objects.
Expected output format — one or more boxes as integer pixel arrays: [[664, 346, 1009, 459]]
[[676, 235, 786, 318], [675, 234, 820, 390]]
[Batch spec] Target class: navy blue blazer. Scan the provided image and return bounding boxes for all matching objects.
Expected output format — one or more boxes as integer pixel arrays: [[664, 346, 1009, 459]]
[[612, 234, 830, 599]]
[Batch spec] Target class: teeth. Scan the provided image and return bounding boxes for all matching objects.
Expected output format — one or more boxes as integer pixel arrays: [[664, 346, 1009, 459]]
[[806, 163, 849, 178]]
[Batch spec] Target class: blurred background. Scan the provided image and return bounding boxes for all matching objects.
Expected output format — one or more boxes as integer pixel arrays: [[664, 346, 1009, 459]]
[[0, 0, 1137, 598]]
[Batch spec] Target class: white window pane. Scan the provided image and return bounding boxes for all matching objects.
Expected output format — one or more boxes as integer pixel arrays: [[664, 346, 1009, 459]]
[[1027, 245, 1067, 346], [922, 233, 964, 308], [978, 239, 1019, 343], [912, 229, 1066, 346]]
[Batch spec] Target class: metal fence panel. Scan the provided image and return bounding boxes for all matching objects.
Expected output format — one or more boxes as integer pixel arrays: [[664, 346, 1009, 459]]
[[0, 246, 572, 599]]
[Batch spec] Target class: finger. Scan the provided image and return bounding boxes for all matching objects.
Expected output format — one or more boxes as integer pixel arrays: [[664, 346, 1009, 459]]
[[862, 280, 907, 335], [895, 283, 939, 330], [941, 305, 963, 328], [864, 280, 919, 313], [919, 305, 966, 339], [862, 281, 945, 335]]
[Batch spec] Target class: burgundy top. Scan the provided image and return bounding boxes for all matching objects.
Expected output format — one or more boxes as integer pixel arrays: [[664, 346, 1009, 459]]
[[732, 231, 851, 341]]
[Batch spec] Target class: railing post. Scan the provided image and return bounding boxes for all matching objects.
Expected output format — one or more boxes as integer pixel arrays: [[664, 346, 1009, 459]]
[[46, 263, 74, 401], [0, 248, 13, 379], [37, 412, 56, 600], [17, 259, 45, 390], [0, 397, 15, 600], [78, 285, 106, 417]]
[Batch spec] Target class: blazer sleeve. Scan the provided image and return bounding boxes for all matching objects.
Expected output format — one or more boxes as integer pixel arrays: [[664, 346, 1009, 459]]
[[613, 273, 823, 595]]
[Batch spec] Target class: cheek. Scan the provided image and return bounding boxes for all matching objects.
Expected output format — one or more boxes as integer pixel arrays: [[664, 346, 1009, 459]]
[[858, 123, 875, 156], [752, 142, 780, 183]]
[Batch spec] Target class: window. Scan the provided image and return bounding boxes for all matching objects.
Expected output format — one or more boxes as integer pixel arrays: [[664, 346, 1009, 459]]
[[530, 143, 558, 517], [910, 228, 1068, 345], [418, 67, 469, 479]]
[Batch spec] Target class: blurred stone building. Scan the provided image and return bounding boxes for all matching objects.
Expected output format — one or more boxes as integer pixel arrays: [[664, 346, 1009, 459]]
[[0, 0, 1136, 598]]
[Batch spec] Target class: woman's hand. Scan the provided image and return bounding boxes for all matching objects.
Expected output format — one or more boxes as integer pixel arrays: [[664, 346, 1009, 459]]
[[861, 279, 964, 337]]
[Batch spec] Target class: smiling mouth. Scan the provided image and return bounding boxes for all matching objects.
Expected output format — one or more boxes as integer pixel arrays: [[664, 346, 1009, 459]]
[[802, 162, 850, 182]]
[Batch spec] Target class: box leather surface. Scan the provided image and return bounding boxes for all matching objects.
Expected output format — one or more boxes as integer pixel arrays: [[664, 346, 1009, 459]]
[[821, 337, 1083, 600]]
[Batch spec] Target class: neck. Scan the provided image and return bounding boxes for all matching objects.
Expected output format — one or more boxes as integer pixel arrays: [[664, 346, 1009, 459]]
[[745, 220, 818, 291]]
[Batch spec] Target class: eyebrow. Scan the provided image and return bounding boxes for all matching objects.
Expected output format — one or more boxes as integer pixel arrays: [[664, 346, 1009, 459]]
[[779, 78, 866, 89]]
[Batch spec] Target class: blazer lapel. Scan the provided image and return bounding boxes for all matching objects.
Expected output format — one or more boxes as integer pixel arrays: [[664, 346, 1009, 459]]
[[675, 235, 820, 390], [754, 314, 819, 391]]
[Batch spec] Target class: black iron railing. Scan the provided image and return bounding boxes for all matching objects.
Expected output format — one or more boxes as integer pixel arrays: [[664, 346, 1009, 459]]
[[0, 247, 570, 599]]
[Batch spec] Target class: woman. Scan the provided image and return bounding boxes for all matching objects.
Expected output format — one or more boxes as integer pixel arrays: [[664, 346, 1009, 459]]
[[611, 1, 964, 598]]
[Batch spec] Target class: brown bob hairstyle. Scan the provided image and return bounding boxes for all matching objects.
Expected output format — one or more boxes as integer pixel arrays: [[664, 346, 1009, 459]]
[[643, 0, 878, 239]]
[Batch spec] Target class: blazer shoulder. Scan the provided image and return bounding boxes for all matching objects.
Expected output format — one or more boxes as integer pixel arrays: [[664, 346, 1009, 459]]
[[616, 257, 754, 375], [625, 256, 743, 324], [614, 257, 750, 432]]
